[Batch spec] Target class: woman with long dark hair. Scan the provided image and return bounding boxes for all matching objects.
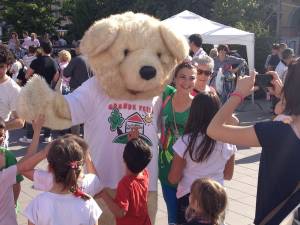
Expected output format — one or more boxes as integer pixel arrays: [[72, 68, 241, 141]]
[[207, 62, 300, 224], [168, 92, 236, 224]]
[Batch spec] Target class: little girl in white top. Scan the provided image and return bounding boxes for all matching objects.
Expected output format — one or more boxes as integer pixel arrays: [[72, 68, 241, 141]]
[[24, 136, 102, 225], [22, 134, 102, 197], [0, 115, 44, 225], [168, 92, 236, 224]]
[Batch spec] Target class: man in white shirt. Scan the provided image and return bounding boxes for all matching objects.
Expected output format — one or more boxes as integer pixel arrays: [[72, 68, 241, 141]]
[[0, 45, 24, 146], [275, 48, 294, 82], [188, 34, 207, 60], [23, 33, 40, 49]]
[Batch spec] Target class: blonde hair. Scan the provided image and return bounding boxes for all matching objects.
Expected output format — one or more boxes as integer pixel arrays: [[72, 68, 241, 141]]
[[58, 50, 71, 63], [30, 33, 37, 39], [187, 178, 227, 225]]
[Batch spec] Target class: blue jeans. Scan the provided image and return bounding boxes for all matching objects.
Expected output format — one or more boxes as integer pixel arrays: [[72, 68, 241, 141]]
[[161, 183, 178, 224], [221, 80, 235, 103]]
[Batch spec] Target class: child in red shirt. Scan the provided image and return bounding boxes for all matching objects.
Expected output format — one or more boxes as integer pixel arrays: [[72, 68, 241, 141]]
[[98, 138, 152, 225]]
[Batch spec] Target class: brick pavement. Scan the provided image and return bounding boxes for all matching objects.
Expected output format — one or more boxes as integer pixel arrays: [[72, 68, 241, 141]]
[[10, 99, 272, 225]]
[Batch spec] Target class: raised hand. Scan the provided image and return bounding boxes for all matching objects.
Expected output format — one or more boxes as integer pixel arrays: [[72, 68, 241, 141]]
[[32, 114, 45, 133], [266, 71, 283, 98], [235, 70, 256, 97]]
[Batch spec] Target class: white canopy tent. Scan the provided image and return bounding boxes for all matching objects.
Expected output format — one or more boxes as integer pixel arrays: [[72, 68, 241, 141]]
[[163, 10, 255, 70]]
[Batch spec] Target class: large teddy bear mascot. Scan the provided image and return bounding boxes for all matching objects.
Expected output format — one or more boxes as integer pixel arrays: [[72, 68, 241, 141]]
[[17, 12, 188, 224]]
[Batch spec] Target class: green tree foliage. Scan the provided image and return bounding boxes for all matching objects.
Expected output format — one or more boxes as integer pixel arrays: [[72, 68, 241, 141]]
[[61, 0, 101, 40], [62, 0, 215, 40], [132, 0, 214, 20], [2, 0, 61, 36]]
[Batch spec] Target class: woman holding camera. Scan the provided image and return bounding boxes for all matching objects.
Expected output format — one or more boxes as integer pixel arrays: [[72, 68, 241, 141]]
[[207, 61, 300, 224]]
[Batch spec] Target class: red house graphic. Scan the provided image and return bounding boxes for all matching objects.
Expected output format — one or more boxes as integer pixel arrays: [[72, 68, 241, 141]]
[[125, 112, 144, 134]]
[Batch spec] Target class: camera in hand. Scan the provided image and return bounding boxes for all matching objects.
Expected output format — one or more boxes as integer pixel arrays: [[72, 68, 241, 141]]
[[255, 74, 273, 88]]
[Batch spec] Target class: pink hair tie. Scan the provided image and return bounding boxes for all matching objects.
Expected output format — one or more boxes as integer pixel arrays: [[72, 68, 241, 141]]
[[230, 92, 244, 103], [69, 161, 78, 169]]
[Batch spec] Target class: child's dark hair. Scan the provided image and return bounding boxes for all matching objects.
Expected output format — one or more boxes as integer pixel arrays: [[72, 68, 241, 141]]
[[183, 92, 221, 162], [186, 178, 227, 225], [174, 61, 197, 78], [0, 117, 5, 129], [47, 136, 90, 200], [0, 45, 15, 65], [123, 138, 152, 174]]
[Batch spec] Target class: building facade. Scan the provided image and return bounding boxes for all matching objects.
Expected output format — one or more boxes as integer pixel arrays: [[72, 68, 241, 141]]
[[279, 0, 300, 54]]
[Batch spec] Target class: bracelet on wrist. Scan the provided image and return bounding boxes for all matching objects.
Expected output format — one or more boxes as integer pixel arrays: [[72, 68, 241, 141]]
[[229, 91, 244, 103]]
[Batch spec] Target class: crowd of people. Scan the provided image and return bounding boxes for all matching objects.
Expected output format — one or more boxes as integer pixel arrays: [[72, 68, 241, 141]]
[[0, 30, 299, 225]]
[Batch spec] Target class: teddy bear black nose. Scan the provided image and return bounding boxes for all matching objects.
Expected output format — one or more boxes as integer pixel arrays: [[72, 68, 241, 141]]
[[139, 66, 156, 80]]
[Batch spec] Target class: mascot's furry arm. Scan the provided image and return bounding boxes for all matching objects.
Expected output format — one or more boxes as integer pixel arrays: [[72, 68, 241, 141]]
[[17, 75, 72, 129]]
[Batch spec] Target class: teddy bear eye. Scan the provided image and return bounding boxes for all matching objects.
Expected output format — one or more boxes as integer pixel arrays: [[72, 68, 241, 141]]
[[157, 52, 162, 58], [124, 49, 129, 57]]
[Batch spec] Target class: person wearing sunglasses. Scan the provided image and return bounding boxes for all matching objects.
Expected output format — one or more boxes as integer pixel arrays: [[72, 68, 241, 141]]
[[191, 56, 216, 96]]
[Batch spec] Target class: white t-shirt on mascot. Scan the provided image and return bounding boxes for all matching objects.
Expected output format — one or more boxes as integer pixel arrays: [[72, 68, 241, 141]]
[[65, 77, 161, 191]]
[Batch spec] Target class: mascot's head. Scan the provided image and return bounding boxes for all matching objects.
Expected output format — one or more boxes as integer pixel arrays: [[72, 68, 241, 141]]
[[80, 12, 189, 100]]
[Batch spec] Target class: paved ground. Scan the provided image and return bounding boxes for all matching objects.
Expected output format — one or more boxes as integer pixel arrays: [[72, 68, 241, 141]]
[[10, 99, 273, 225]]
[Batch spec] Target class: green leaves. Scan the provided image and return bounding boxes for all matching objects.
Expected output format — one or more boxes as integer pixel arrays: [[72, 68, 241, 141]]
[[108, 108, 124, 132], [1, 0, 61, 35], [61, 0, 215, 40]]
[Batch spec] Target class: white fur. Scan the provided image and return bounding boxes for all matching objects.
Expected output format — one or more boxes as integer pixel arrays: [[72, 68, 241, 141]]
[[17, 75, 72, 129]]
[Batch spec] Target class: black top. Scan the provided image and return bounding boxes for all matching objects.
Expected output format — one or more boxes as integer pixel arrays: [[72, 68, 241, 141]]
[[17, 64, 27, 86], [268, 54, 280, 67], [63, 55, 93, 91], [30, 55, 58, 85], [254, 121, 300, 224]]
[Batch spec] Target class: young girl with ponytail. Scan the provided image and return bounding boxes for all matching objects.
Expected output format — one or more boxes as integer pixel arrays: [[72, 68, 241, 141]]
[[24, 137, 102, 225]]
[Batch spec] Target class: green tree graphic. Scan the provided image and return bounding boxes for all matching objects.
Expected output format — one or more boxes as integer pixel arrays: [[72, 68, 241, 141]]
[[108, 108, 124, 132]]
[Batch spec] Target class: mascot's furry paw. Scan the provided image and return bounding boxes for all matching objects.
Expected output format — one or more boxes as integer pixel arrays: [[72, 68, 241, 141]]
[[17, 75, 72, 130]]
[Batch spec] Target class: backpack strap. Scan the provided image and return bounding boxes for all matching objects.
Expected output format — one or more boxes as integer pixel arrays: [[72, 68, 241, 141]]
[[160, 95, 172, 146], [259, 181, 300, 225], [162, 95, 171, 110]]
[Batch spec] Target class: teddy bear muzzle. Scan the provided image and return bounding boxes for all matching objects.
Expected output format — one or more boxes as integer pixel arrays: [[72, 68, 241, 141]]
[[139, 66, 157, 80]]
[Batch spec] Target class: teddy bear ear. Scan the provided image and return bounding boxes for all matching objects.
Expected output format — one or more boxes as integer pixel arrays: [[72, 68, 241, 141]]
[[159, 24, 189, 62], [80, 19, 119, 56]]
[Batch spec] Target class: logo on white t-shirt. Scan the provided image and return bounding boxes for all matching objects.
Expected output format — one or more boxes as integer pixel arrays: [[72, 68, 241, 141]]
[[108, 105, 153, 146]]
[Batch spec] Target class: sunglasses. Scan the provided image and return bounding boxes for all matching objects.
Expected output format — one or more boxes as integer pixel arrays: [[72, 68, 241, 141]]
[[197, 69, 212, 76]]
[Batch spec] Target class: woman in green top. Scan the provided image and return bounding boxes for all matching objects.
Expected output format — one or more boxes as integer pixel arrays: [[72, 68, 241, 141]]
[[159, 62, 197, 224]]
